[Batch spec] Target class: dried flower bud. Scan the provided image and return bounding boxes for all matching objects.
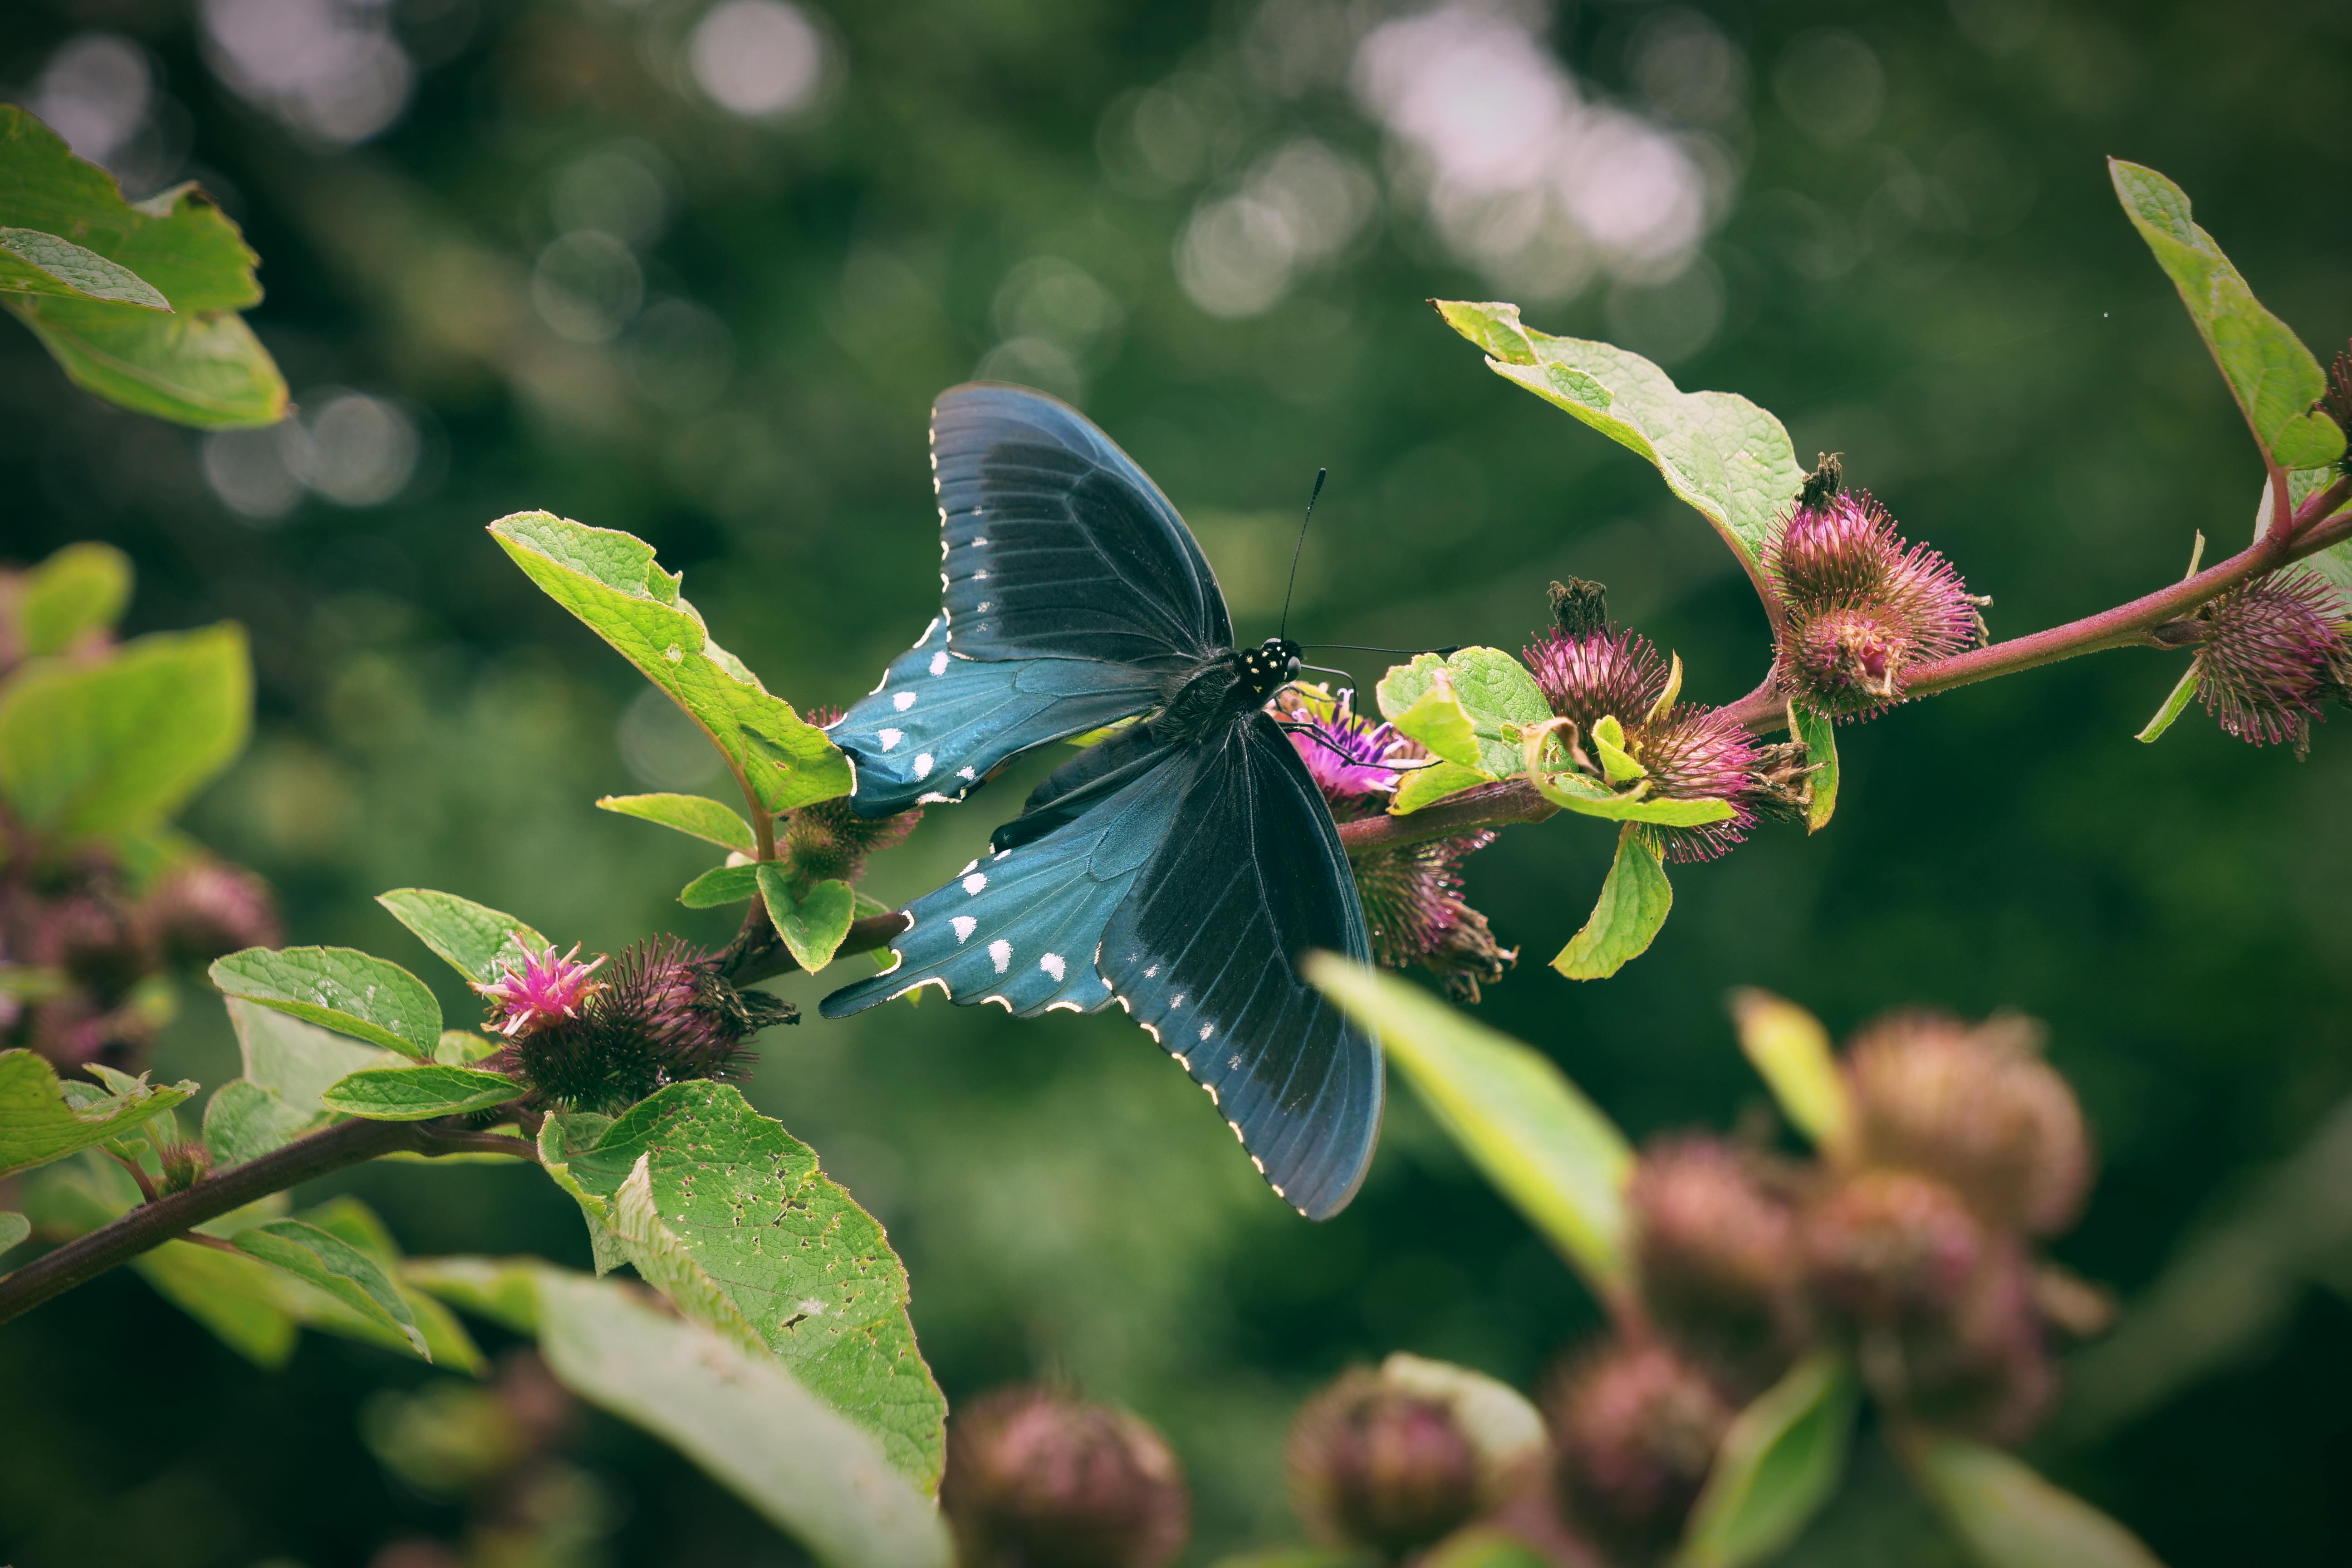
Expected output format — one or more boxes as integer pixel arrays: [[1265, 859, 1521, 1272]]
[[1842, 1011, 2090, 1235], [138, 861, 282, 963], [1801, 1169, 1983, 1322], [1288, 1371, 1484, 1556], [2190, 568, 2349, 755], [503, 937, 787, 1111], [155, 1138, 213, 1193], [1548, 578, 1611, 637], [1547, 1342, 1731, 1558], [1627, 1137, 1803, 1390], [942, 1387, 1190, 1568], [1765, 488, 1981, 720]]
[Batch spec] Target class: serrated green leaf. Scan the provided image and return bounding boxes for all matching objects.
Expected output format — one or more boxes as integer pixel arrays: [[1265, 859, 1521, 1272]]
[[232, 1218, 429, 1359], [1793, 705, 1840, 831], [374, 887, 551, 986], [1532, 766, 1735, 827], [1436, 299, 1805, 567], [1306, 956, 1631, 1296], [2110, 160, 2344, 474], [321, 1064, 528, 1121], [536, 1083, 948, 1489], [757, 865, 855, 973], [1377, 647, 1550, 779], [201, 1077, 328, 1167], [597, 792, 758, 854], [0, 225, 170, 308], [1385, 676, 1484, 769], [0, 1210, 28, 1254], [1554, 826, 1673, 980], [0, 623, 250, 836], [490, 512, 851, 815], [19, 541, 132, 656], [1389, 759, 1494, 814], [1726, 989, 1850, 1152], [210, 946, 441, 1060], [411, 1259, 951, 1568], [0, 1049, 196, 1179], [1902, 1430, 2166, 1568], [1679, 1352, 1859, 1568], [1592, 714, 1647, 782], [681, 862, 761, 906]]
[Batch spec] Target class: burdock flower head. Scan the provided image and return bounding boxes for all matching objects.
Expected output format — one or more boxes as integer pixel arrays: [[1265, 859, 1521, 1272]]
[[2189, 567, 2351, 755], [786, 707, 923, 882], [941, 1386, 1191, 1568], [1547, 1341, 1732, 1558], [474, 938, 607, 1039], [1523, 607, 1765, 863], [1275, 689, 1516, 1001], [1765, 460, 1982, 720], [1287, 1370, 1483, 1558], [1627, 1136, 1805, 1392], [491, 936, 788, 1111]]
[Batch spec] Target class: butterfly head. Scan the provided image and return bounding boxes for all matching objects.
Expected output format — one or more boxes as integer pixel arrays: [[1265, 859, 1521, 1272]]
[[1240, 637, 1303, 703]]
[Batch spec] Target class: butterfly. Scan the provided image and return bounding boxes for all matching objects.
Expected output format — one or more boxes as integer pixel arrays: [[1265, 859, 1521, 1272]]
[[818, 383, 1383, 1220]]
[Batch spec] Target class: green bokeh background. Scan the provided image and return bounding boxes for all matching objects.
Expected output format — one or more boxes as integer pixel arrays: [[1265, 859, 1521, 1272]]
[[5, 0, 2351, 1562]]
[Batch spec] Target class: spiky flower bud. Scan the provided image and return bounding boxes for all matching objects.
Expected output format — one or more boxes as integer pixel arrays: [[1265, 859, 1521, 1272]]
[[1801, 1168, 1983, 1322], [1547, 1342, 1732, 1558], [1524, 625, 1669, 732], [1898, 1239, 2055, 1444], [1287, 1370, 1483, 1557], [1278, 690, 1517, 1000], [499, 937, 787, 1111], [137, 861, 282, 963], [2189, 568, 2350, 755], [1627, 1137, 1803, 1391], [941, 1386, 1190, 1568], [156, 1138, 213, 1193], [1842, 1011, 2090, 1236], [1765, 485, 1981, 720], [474, 939, 607, 1039]]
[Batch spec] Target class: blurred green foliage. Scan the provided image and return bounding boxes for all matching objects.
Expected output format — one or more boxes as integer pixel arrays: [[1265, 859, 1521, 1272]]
[[4, 0, 2351, 1563]]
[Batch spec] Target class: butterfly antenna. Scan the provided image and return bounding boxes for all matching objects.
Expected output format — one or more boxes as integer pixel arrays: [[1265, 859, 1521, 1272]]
[[1306, 642, 1465, 658], [1278, 468, 1326, 642]]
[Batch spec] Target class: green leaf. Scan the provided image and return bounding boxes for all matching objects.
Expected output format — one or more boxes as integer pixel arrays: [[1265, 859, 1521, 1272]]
[[536, 1082, 948, 1489], [680, 862, 761, 907], [1679, 1352, 1860, 1568], [1435, 299, 1806, 567], [490, 512, 851, 815], [434, 1029, 502, 1065], [201, 1077, 328, 1167], [2134, 666, 2200, 744], [412, 1260, 952, 1568], [0, 225, 170, 308], [231, 1218, 429, 1359], [757, 865, 856, 973], [1377, 647, 1550, 778], [1389, 759, 1496, 814], [597, 792, 758, 854], [539, 1113, 631, 1277], [1726, 989, 1851, 1151], [225, 995, 396, 1112], [1306, 956, 1632, 1295], [0, 1049, 196, 1179], [374, 887, 551, 986], [1792, 705, 1840, 831], [0, 1210, 28, 1255], [1591, 715, 1647, 782], [1903, 1430, 2166, 1568], [321, 1064, 528, 1121], [1385, 676, 1484, 769], [4, 295, 287, 427], [298, 1195, 485, 1374], [0, 623, 250, 836], [19, 541, 133, 656], [1421, 1532, 1555, 1568], [1553, 827, 1673, 981], [2109, 160, 2344, 474], [210, 946, 442, 1060], [1529, 765, 1736, 827]]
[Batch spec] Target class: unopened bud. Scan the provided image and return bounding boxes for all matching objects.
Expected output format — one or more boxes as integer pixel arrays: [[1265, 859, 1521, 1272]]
[[781, 790, 921, 888], [1288, 1371, 1482, 1556], [941, 1386, 1190, 1568], [1842, 1011, 2090, 1235], [155, 1138, 213, 1193], [1547, 1342, 1731, 1558], [1801, 1169, 1982, 1322], [1627, 1136, 1803, 1391]]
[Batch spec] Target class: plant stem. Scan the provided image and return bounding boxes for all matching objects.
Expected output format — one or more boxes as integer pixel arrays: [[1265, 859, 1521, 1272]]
[[0, 1116, 531, 1328], [724, 907, 911, 987]]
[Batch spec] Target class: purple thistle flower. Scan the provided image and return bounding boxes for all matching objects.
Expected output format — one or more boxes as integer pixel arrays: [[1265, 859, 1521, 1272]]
[[1767, 488, 1980, 720], [1274, 688, 1411, 805], [2191, 567, 2349, 755], [1524, 625, 1671, 729], [473, 939, 607, 1039], [500, 935, 787, 1110], [1638, 703, 1764, 863]]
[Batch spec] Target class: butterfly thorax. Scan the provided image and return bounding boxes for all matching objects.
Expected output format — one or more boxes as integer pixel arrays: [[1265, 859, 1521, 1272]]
[[1152, 637, 1302, 745]]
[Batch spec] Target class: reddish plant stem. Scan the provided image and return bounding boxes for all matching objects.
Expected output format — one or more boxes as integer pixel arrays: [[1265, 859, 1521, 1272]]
[[0, 1116, 532, 1328]]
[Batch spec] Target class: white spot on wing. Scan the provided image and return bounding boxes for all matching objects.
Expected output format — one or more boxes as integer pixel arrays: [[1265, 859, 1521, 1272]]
[[1144, 965, 1159, 978], [963, 872, 987, 895], [1199, 1023, 1215, 1041], [951, 916, 978, 943], [958, 766, 977, 781], [913, 754, 934, 780], [1040, 953, 1066, 982], [988, 939, 1012, 974], [1228, 1120, 1246, 1144], [879, 729, 903, 752], [894, 691, 917, 712], [930, 650, 950, 677]]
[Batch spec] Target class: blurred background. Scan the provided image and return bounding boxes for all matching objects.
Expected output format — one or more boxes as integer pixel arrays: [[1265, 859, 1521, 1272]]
[[3, 0, 2350, 1561]]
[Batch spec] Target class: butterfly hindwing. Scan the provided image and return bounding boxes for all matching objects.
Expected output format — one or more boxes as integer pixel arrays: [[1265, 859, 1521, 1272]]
[[830, 614, 1164, 814], [934, 384, 1231, 667], [1095, 711, 1382, 1220]]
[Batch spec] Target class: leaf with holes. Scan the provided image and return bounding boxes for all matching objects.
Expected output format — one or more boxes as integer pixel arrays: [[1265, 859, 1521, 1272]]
[[1792, 704, 1839, 831]]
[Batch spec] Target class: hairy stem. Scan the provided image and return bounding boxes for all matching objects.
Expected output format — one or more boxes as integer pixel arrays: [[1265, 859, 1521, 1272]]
[[0, 1116, 532, 1328]]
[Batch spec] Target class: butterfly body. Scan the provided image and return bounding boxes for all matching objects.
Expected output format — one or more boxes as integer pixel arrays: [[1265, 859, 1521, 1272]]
[[820, 385, 1381, 1220]]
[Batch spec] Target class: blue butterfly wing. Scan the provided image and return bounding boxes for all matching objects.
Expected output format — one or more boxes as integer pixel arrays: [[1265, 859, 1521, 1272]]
[[831, 383, 1228, 815], [1097, 712, 1382, 1220], [829, 615, 1163, 813]]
